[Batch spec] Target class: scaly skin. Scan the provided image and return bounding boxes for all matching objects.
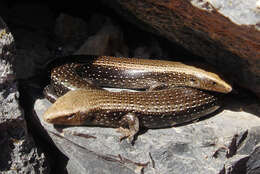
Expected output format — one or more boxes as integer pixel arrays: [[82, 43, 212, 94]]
[[43, 88, 220, 128], [43, 55, 230, 141], [47, 55, 232, 95]]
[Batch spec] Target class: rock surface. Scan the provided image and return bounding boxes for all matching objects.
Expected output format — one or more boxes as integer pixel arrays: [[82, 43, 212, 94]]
[[0, 17, 49, 173], [3, 4, 180, 173], [2, 1, 260, 173], [31, 8, 260, 173], [103, 0, 260, 97], [34, 93, 260, 174], [76, 23, 129, 57]]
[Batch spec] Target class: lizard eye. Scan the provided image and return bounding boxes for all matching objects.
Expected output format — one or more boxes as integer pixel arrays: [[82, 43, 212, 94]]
[[190, 78, 196, 83], [211, 81, 217, 85]]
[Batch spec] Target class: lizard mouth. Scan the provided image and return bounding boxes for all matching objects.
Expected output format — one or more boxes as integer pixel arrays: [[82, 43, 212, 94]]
[[44, 113, 80, 125]]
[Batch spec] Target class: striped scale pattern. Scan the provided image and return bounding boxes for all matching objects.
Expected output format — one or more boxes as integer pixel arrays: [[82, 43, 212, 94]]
[[76, 56, 190, 90], [49, 63, 99, 97], [84, 88, 219, 128], [44, 88, 220, 128], [43, 55, 226, 128], [74, 56, 231, 93]]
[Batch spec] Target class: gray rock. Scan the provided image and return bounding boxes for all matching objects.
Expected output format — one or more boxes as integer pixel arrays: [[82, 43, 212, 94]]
[[87, 14, 112, 36], [247, 143, 260, 174], [2, 2, 258, 173], [76, 23, 129, 57], [0, 17, 49, 174], [133, 40, 164, 58], [53, 13, 130, 57], [225, 155, 249, 174], [54, 13, 88, 44], [34, 92, 260, 174], [75, 18, 168, 59], [4, 3, 53, 80], [13, 28, 50, 79]]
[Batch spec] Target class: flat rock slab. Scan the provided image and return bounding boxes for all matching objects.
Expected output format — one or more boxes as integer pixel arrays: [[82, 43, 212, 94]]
[[34, 94, 260, 174]]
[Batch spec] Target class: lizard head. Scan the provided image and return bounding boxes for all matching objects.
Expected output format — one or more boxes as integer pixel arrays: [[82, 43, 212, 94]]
[[185, 71, 232, 93], [175, 62, 232, 93], [43, 89, 93, 125]]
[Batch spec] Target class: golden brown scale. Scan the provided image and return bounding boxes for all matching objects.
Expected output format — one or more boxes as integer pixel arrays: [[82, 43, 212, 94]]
[[44, 88, 219, 127], [43, 55, 231, 141], [76, 56, 232, 93], [44, 63, 100, 101], [51, 63, 98, 95]]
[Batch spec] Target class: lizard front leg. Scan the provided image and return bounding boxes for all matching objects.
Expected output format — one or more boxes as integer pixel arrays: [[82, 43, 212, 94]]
[[117, 112, 140, 143]]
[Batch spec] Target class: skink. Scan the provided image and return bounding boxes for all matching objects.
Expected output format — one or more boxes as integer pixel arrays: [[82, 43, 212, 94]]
[[46, 55, 232, 97], [43, 55, 231, 141]]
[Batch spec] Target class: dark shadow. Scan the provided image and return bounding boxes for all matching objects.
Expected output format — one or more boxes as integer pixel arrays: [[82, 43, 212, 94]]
[[19, 78, 69, 174], [0, 132, 12, 171], [222, 86, 260, 117]]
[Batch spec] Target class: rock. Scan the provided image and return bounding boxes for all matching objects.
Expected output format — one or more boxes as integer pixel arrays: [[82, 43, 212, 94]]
[[133, 39, 163, 58], [103, 0, 260, 97], [53, 13, 129, 57], [54, 13, 88, 44], [34, 91, 260, 174], [52, 13, 90, 57], [1, 2, 258, 173], [0, 17, 49, 173], [10, 5, 52, 79], [87, 14, 112, 36], [247, 143, 260, 174], [224, 155, 249, 174], [76, 16, 170, 58], [76, 22, 129, 57], [15, 46, 50, 79]]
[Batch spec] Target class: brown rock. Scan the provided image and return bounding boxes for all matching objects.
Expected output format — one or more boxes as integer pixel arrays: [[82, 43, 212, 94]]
[[103, 0, 260, 96]]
